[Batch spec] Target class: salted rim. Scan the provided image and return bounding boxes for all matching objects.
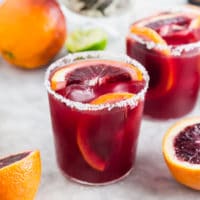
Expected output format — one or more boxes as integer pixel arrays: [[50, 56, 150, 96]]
[[128, 6, 200, 56], [45, 51, 149, 111]]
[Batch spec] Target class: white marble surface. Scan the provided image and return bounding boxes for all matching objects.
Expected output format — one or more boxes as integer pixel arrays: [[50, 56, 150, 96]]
[[1, 0, 200, 199]]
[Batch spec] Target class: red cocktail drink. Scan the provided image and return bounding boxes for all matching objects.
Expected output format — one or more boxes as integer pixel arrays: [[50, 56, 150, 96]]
[[45, 52, 149, 185], [127, 6, 200, 119]]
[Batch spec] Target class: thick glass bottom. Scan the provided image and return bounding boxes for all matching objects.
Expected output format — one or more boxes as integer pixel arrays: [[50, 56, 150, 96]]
[[60, 166, 134, 186]]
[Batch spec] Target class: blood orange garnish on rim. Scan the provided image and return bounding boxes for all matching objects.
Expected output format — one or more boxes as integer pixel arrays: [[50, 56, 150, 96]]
[[130, 26, 168, 50]]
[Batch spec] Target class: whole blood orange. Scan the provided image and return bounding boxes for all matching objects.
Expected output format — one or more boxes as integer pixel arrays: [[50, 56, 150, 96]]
[[0, 150, 41, 200], [162, 117, 200, 190], [0, 0, 66, 69]]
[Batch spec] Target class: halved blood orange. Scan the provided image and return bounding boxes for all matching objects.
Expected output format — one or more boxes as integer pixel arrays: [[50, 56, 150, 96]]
[[0, 150, 41, 200], [162, 117, 200, 190], [77, 92, 134, 172], [50, 60, 143, 91]]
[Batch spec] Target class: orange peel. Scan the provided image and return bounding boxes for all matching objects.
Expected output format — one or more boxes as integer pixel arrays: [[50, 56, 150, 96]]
[[0, 150, 41, 200]]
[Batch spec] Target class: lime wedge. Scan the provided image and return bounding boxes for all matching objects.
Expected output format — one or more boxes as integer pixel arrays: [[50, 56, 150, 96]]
[[66, 28, 108, 53]]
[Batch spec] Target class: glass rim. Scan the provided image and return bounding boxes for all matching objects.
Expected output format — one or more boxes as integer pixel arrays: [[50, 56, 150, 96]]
[[128, 34, 200, 56], [128, 5, 200, 56], [45, 51, 149, 111]]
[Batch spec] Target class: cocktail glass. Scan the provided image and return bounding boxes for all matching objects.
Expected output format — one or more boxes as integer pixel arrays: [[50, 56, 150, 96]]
[[127, 6, 200, 119], [45, 51, 149, 185]]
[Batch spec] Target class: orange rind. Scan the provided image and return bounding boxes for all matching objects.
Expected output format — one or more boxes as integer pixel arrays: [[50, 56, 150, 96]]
[[0, 150, 41, 200], [162, 117, 200, 190]]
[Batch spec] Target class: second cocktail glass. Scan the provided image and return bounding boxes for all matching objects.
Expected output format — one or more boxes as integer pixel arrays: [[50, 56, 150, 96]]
[[127, 6, 200, 119], [45, 51, 149, 185]]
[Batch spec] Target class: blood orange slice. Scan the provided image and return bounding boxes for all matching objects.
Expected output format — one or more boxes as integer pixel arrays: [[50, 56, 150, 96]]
[[0, 150, 41, 200], [77, 92, 134, 172], [50, 60, 143, 91], [145, 60, 174, 100], [130, 26, 170, 55], [130, 26, 167, 46], [129, 26, 174, 98], [162, 117, 200, 190], [91, 92, 134, 104]]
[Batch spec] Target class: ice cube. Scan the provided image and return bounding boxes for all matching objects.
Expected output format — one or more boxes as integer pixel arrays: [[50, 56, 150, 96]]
[[66, 84, 95, 103]]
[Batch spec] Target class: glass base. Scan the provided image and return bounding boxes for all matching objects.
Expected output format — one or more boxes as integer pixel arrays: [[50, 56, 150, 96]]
[[60, 166, 134, 186]]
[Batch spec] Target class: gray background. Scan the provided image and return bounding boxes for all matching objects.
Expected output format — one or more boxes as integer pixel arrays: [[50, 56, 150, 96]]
[[1, 0, 200, 199]]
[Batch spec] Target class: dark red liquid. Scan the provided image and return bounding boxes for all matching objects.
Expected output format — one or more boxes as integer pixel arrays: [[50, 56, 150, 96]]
[[48, 60, 146, 184], [127, 12, 200, 119]]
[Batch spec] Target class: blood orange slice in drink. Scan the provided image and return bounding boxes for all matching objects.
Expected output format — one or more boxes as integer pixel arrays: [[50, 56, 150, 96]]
[[77, 93, 134, 171], [129, 24, 174, 98], [163, 117, 200, 190]]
